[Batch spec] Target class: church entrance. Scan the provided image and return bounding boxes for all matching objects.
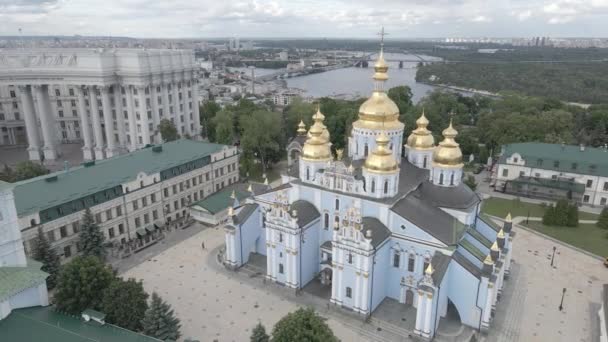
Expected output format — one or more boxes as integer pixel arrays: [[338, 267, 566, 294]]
[[405, 289, 414, 305], [320, 268, 332, 286]]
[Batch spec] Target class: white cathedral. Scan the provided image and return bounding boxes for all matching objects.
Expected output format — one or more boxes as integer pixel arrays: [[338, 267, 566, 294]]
[[223, 46, 513, 339]]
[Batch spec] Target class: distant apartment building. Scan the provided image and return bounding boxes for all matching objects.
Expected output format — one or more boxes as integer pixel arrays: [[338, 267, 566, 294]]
[[272, 90, 302, 107], [2, 139, 238, 263], [0, 48, 201, 162], [494, 142, 608, 206]]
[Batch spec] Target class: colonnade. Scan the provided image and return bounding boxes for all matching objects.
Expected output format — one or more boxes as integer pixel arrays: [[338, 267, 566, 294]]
[[15, 79, 201, 162]]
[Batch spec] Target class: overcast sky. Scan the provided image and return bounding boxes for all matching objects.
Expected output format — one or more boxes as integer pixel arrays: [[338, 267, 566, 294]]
[[0, 0, 606, 38]]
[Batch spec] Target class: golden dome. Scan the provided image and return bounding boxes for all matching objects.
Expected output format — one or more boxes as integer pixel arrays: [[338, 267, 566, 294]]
[[302, 109, 331, 162], [432, 120, 463, 168], [483, 254, 494, 265], [297, 120, 307, 136], [406, 111, 435, 150], [363, 133, 399, 174]]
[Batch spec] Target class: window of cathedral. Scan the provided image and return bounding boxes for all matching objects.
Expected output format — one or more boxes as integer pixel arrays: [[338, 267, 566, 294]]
[[393, 253, 400, 268], [408, 255, 415, 272], [371, 180, 376, 193], [279, 233, 283, 243], [384, 181, 389, 194], [450, 173, 455, 186], [346, 287, 352, 298], [335, 199, 340, 210], [306, 167, 310, 180], [324, 213, 329, 230], [348, 253, 353, 264], [364, 144, 369, 156], [279, 263, 284, 274], [423, 157, 427, 168], [439, 173, 444, 185], [335, 215, 340, 229]]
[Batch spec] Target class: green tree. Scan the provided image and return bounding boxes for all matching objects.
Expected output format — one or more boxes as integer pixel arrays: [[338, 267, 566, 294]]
[[542, 204, 555, 226], [102, 278, 149, 331], [284, 98, 314, 139], [142, 292, 181, 341], [159, 119, 179, 142], [212, 109, 235, 145], [463, 174, 477, 191], [387, 85, 413, 115], [240, 110, 283, 173], [78, 208, 106, 260], [271, 308, 337, 342], [54, 256, 115, 315], [250, 322, 270, 342], [554, 200, 570, 226], [0, 161, 49, 182], [597, 207, 608, 230], [201, 101, 221, 139], [31, 226, 61, 289], [566, 204, 579, 227]]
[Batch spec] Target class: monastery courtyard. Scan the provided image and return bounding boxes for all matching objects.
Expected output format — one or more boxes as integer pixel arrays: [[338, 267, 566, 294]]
[[122, 221, 608, 342]]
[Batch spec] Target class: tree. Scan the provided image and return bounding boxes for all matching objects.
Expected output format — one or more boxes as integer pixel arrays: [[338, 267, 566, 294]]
[[463, 174, 477, 191], [54, 256, 115, 315], [250, 322, 269, 342], [554, 200, 570, 226], [159, 119, 179, 142], [566, 204, 579, 227], [387, 85, 413, 115], [102, 278, 149, 331], [0, 161, 49, 182], [598, 207, 608, 230], [271, 308, 338, 342], [240, 110, 283, 173], [31, 226, 61, 289], [212, 109, 235, 145], [284, 98, 314, 139], [201, 101, 221, 140], [542, 204, 556, 226], [142, 292, 181, 341], [78, 208, 106, 260]]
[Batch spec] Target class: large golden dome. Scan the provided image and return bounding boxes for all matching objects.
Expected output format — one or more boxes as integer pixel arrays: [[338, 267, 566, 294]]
[[364, 133, 399, 174], [406, 111, 435, 150], [302, 110, 331, 162], [352, 48, 404, 131], [432, 120, 463, 168]]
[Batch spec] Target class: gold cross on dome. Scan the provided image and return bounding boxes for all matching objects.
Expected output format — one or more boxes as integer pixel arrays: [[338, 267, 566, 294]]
[[377, 27, 388, 47]]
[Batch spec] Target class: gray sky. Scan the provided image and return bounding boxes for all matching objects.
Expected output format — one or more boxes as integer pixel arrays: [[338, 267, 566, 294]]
[[0, 0, 606, 38]]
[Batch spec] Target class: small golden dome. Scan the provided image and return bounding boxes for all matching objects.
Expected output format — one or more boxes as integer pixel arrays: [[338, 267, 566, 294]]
[[406, 111, 435, 150], [297, 120, 307, 136], [425, 263, 434, 275], [432, 120, 463, 168], [302, 110, 331, 162], [491, 241, 499, 252], [497, 228, 505, 239], [364, 132, 399, 174], [308, 107, 331, 142], [484, 254, 494, 265], [505, 213, 512, 223]]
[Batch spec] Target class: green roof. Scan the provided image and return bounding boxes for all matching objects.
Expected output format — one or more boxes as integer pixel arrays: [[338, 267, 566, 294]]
[[0, 306, 161, 342], [478, 213, 501, 232], [460, 238, 486, 262], [9, 139, 225, 217], [192, 187, 250, 214], [509, 176, 585, 193], [467, 228, 492, 248], [0, 259, 48, 301], [500, 142, 608, 177]]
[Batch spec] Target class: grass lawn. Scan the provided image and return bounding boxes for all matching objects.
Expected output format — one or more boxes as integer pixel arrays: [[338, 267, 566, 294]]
[[481, 197, 598, 220], [523, 221, 608, 257]]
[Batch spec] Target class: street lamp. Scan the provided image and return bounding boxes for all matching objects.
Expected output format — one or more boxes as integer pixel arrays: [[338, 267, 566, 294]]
[[559, 288, 566, 311], [551, 246, 557, 267]]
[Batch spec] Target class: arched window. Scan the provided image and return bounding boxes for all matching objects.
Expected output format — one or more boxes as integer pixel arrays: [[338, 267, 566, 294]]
[[306, 167, 310, 180], [408, 254, 415, 272], [371, 179, 376, 193], [439, 173, 444, 185], [384, 180, 389, 194], [335, 199, 340, 210], [423, 156, 427, 168], [334, 215, 340, 229], [140, 181, 144, 188], [324, 213, 329, 229], [450, 173, 455, 186], [364, 144, 369, 156], [362, 177, 366, 191], [390, 143, 393, 151]]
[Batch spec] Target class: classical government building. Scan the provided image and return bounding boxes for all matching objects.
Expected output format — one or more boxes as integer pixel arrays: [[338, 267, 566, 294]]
[[494, 142, 608, 207], [0, 48, 201, 161], [224, 47, 513, 339], [2, 139, 237, 263]]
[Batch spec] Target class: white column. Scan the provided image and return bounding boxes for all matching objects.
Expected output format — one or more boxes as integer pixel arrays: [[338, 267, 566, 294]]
[[192, 78, 201, 139], [19, 85, 41, 161], [292, 251, 297, 288], [33, 85, 59, 161], [125, 85, 138, 151], [100, 86, 117, 157], [361, 273, 369, 313], [272, 247, 278, 280], [415, 291, 425, 333], [482, 285, 494, 326], [150, 83, 161, 142], [423, 295, 433, 336], [137, 86, 151, 145], [76, 86, 93, 160], [181, 77, 192, 136], [266, 244, 272, 279], [172, 79, 182, 135], [89, 86, 105, 159], [113, 85, 127, 152], [162, 82, 170, 123]]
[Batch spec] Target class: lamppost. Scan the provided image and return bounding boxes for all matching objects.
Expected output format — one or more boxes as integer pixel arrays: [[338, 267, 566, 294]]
[[559, 288, 566, 311], [526, 209, 530, 224], [551, 246, 557, 267]]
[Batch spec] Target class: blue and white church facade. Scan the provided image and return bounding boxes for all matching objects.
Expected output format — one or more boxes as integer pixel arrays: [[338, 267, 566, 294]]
[[223, 46, 514, 339]]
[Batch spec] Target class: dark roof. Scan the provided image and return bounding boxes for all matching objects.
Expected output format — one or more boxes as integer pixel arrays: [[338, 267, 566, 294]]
[[500, 142, 608, 177], [321, 240, 333, 250], [0, 306, 161, 342], [192, 186, 250, 214], [288, 135, 307, 148], [452, 251, 482, 279], [391, 194, 467, 246], [256, 182, 291, 196], [415, 181, 481, 210], [290, 200, 320, 227], [362, 217, 391, 248], [234, 203, 259, 225], [508, 176, 585, 193], [430, 252, 451, 285]]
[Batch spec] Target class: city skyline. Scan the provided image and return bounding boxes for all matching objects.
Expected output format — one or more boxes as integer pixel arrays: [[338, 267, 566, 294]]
[[1, 0, 607, 38]]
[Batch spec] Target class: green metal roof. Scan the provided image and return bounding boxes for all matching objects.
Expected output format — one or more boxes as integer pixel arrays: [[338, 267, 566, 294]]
[[9, 139, 225, 217], [509, 176, 586, 193], [0, 306, 161, 342], [191, 187, 250, 214], [500, 142, 608, 176], [0, 259, 48, 301], [460, 238, 486, 262], [478, 213, 501, 232], [467, 228, 492, 248]]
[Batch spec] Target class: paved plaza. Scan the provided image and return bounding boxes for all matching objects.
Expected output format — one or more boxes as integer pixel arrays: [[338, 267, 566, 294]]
[[121, 220, 608, 342]]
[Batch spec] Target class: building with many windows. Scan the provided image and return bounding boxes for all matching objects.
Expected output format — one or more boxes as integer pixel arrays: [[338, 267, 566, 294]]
[[3, 139, 238, 263], [0, 48, 201, 162], [494, 143, 608, 206], [223, 45, 513, 339]]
